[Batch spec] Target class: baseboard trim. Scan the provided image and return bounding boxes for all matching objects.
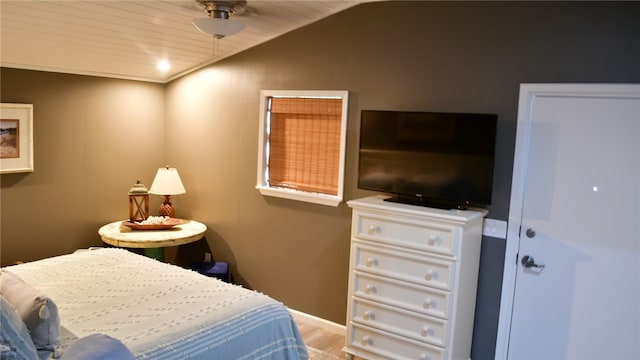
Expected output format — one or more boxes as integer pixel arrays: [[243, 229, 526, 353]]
[[289, 308, 346, 336]]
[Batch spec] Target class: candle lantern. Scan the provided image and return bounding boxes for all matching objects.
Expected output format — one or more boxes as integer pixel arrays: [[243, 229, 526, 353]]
[[128, 180, 149, 222]]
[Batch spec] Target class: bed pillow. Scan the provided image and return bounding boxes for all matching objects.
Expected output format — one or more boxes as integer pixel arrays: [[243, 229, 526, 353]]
[[1, 294, 39, 359], [61, 334, 135, 360], [0, 270, 61, 352]]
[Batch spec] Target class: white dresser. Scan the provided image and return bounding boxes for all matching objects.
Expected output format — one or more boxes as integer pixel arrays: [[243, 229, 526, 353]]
[[344, 196, 484, 360]]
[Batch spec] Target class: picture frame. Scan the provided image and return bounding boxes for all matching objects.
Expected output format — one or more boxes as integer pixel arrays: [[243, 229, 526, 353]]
[[1, 103, 34, 174]]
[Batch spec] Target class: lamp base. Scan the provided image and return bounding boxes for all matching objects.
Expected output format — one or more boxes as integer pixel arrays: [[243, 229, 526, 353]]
[[158, 195, 176, 218]]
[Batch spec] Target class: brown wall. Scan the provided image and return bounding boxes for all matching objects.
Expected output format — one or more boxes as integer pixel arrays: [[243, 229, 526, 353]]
[[2, 2, 639, 358], [0, 70, 165, 261]]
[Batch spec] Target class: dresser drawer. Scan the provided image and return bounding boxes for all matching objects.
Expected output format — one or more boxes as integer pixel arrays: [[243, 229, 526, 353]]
[[347, 322, 445, 360], [353, 271, 450, 319], [354, 211, 457, 256], [353, 241, 455, 291], [351, 297, 448, 347]]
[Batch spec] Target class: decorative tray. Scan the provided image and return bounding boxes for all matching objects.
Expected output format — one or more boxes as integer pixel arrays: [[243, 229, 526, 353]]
[[122, 218, 187, 230]]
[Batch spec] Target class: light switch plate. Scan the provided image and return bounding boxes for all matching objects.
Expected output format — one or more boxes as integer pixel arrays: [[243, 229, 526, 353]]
[[483, 218, 508, 239]]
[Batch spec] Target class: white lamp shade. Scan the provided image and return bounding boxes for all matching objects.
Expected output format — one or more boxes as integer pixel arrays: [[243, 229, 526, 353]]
[[149, 167, 186, 195], [192, 17, 246, 38]]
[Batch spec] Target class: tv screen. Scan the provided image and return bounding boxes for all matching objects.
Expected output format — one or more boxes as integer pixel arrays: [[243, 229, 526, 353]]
[[357, 110, 497, 209]]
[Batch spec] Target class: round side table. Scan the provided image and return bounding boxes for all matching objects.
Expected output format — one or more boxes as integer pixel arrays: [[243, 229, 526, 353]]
[[98, 219, 206, 261]]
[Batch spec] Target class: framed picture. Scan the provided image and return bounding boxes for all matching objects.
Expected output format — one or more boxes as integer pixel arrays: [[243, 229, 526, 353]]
[[1, 103, 34, 174]]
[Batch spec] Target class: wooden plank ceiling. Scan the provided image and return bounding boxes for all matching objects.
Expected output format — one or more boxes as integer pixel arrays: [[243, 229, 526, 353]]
[[0, 0, 366, 83]]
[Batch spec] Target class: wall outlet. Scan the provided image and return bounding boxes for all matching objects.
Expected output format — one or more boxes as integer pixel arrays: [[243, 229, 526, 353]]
[[483, 218, 508, 239], [204, 252, 212, 262]]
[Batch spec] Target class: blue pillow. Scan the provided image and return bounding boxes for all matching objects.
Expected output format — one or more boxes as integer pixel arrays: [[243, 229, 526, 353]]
[[61, 334, 134, 360], [1, 295, 39, 360]]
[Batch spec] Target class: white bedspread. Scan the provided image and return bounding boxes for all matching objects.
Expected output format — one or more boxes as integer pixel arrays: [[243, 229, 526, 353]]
[[7, 248, 307, 359]]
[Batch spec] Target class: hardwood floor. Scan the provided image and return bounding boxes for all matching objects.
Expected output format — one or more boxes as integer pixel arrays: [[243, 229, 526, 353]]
[[294, 313, 346, 358]]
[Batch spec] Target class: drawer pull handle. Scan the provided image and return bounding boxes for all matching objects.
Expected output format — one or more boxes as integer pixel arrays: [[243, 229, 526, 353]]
[[427, 235, 440, 246], [425, 269, 435, 281], [423, 298, 435, 309], [367, 225, 381, 235], [420, 326, 433, 337], [361, 336, 372, 346], [419, 354, 431, 360], [363, 310, 374, 321], [364, 284, 375, 294], [365, 257, 378, 267]]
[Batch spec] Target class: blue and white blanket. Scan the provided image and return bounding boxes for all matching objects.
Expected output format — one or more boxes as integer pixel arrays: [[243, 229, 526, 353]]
[[7, 248, 308, 359]]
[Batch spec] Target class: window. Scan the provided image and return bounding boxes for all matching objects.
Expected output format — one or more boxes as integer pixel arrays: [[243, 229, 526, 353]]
[[256, 90, 349, 206]]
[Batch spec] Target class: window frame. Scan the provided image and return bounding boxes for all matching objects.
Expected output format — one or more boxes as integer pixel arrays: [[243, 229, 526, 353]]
[[256, 90, 349, 206]]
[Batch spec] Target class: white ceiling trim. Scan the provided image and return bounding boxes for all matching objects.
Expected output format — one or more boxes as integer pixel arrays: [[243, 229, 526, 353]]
[[1, 0, 368, 83]]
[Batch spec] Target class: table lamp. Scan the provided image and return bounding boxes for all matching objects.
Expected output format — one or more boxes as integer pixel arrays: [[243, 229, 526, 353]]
[[149, 166, 186, 218]]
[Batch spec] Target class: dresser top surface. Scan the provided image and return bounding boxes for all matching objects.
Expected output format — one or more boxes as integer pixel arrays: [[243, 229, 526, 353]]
[[347, 196, 485, 223]]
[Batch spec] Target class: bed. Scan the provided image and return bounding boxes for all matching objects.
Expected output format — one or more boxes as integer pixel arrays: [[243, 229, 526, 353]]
[[0, 248, 308, 359]]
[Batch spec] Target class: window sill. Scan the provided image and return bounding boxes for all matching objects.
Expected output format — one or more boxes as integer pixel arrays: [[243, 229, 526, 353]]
[[256, 186, 342, 207]]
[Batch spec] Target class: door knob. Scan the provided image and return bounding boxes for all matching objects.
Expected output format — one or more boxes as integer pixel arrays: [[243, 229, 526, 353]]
[[521, 255, 545, 269], [525, 228, 536, 238]]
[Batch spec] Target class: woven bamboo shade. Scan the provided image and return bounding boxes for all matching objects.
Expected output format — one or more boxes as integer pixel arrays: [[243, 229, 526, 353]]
[[268, 97, 343, 195]]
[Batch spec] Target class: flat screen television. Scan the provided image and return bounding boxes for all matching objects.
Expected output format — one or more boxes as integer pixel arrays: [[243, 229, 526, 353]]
[[357, 110, 498, 209]]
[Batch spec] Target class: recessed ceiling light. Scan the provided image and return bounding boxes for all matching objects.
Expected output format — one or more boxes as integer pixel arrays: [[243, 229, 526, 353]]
[[157, 60, 171, 72]]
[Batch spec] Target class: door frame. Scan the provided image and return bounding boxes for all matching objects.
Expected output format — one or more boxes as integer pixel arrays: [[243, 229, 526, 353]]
[[494, 83, 640, 359]]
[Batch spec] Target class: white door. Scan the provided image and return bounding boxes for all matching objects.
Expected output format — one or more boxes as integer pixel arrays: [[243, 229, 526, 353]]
[[496, 84, 640, 360]]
